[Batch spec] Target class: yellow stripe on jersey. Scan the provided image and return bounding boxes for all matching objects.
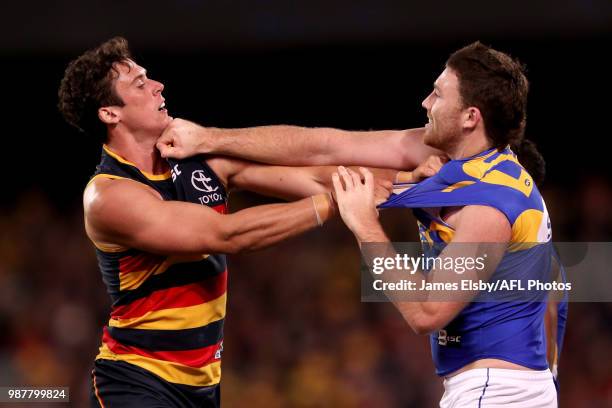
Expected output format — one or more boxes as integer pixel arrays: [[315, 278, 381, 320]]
[[97, 343, 221, 387], [461, 149, 534, 197], [442, 180, 476, 192], [108, 294, 227, 330], [86, 173, 129, 187], [461, 149, 511, 179], [103, 145, 172, 180], [507, 209, 548, 252], [429, 220, 454, 243], [118, 254, 211, 291], [481, 167, 533, 197], [512, 209, 544, 242], [119, 268, 156, 292], [119, 259, 169, 291], [92, 239, 128, 253]]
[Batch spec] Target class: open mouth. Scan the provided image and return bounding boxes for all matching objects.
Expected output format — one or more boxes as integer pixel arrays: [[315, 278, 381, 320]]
[[158, 101, 166, 111]]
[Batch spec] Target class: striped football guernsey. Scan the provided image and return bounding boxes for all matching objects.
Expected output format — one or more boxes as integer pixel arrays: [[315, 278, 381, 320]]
[[90, 145, 228, 387]]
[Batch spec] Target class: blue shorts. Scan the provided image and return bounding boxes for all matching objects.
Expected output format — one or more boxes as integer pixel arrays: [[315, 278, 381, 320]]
[[90, 359, 220, 408]]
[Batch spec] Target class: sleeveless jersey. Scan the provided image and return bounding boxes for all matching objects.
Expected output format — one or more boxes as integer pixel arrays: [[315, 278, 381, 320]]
[[380, 147, 568, 377], [90, 145, 228, 387]]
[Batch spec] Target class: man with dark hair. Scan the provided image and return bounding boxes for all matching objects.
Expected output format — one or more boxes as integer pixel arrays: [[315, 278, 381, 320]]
[[330, 42, 565, 407], [59, 37, 132, 141], [59, 37, 435, 407], [160, 42, 565, 407]]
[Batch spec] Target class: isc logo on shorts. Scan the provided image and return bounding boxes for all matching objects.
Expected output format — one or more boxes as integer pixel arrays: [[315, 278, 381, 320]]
[[438, 329, 461, 346]]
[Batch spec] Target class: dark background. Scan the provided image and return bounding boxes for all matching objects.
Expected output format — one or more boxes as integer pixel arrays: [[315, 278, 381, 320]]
[[0, 1, 611, 406]]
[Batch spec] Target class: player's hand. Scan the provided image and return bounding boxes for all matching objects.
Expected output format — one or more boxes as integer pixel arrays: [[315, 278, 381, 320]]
[[374, 178, 393, 206], [412, 155, 448, 182], [156, 118, 212, 159], [329, 171, 392, 206], [332, 166, 380, 236]]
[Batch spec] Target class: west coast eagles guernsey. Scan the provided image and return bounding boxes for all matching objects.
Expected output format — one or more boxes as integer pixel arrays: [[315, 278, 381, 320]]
[[380, 147, 568, 377]]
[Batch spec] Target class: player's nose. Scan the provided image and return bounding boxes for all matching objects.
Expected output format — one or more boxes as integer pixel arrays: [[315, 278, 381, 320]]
[[153, 80, 164, 94]]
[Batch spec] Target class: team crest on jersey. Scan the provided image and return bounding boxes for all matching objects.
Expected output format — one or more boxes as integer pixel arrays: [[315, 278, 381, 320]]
[[191, 170, 219, 193]]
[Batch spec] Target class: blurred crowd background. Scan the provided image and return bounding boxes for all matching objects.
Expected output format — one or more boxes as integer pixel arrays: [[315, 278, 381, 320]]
[[1, 1, 611, 406]]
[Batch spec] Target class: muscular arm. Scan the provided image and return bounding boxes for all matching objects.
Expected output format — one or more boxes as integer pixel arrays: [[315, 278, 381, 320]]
[[332, 168, 511, 334], [206, 156, 395, 202], [392, 206, 510, 334], [157, 119, 441, 170], [84, 178, 327, 256]]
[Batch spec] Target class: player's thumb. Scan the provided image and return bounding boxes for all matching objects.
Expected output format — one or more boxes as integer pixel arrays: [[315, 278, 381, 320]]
[[156, 141, 174, 158]]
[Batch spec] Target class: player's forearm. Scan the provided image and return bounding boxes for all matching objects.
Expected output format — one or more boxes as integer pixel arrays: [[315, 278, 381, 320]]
[[312, 166, 397, 194], [544, 300, 559, 368], [358, 236, 477, 334], [208, 126, 409, 166], [358, 240, 438, 333], [221, 194, 333, 253]]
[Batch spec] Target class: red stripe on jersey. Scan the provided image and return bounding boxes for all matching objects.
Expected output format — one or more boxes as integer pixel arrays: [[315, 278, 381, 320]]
[[111, 270, 227, 319], [118, 252, 165, 275], [211, 203, 226, 214], [102, 328, 222, 368]]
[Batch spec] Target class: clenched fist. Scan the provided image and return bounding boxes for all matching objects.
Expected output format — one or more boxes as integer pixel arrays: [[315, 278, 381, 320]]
[[156, 118, 213, 159]]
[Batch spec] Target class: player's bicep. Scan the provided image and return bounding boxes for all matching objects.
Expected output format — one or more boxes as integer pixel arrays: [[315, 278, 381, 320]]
[[85, 180, 228, 255], [329, 128, 440, 170]]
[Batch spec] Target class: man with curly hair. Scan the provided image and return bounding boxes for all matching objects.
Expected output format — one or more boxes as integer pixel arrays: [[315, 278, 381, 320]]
[[58, 37, 436, 407]]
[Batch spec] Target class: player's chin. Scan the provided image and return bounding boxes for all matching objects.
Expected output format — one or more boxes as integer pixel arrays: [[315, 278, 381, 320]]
[[423, 129, 437, 147], [159, 112, 172, 127]]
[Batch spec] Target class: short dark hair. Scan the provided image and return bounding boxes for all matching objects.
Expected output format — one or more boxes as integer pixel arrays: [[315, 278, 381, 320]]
[[446, 41, 529, 150], [58, 37, 132, 141]]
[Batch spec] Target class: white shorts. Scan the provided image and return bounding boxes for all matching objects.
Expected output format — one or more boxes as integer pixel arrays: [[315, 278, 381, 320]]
[[440, 368, 557, 408]]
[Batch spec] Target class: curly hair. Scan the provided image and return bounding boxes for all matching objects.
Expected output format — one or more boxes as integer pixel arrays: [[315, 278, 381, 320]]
[[446, 41, 529, 150], [58, 37, 132, 141]]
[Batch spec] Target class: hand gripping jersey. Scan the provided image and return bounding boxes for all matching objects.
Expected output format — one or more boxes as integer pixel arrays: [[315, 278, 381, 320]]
[[380, 147, 568, 377], [89, 145, 228, 388]]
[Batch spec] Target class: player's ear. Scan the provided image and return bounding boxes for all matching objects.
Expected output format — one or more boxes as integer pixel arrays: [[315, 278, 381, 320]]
[[98, 106, 121, 125], [462, 106, 481, 131]]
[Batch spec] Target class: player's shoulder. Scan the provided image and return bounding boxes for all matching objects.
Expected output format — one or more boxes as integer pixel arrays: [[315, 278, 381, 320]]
[[83, 176, 161, 216], [454, 204, 512, 237]]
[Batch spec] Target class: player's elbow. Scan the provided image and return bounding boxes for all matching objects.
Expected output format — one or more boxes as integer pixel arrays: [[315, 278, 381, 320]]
[[174, 216, 247, 255], [221, 235, 252, 254], [214, 220, 260, 254], [409, 319, 437, 336], [210, 227, 245, 254], [403, 311, 444, 335]]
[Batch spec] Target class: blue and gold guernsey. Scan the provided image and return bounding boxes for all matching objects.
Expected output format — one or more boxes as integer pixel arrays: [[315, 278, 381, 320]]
[[380, 147, 568, 377], [89, 145, 228, 389]]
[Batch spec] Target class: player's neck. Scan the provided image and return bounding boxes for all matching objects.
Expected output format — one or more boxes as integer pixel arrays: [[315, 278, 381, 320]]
[[446, 131, 491, 161], [106, 128, 169, 175]]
